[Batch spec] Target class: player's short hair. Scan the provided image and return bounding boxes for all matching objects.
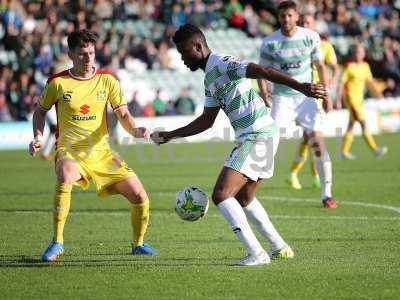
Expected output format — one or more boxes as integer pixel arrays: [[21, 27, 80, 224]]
[[172, 24, 208, 47], [67, 29, 97, 50], [278, 1, 298, 12]]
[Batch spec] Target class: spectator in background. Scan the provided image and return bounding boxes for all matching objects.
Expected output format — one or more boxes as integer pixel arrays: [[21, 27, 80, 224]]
[[224, 0, 245, 29], [152, 89, 167, 116], [188, 0, 206, 28], [175, 87, 195, 115], [128, 91, 143, 117], [171, 3, 186, 28], [156, 40, 173, 69], [243, 4, 259, 37], [142, 102, 155, 117], [0, 92, 12, 122], [165, 100, 177, 116]]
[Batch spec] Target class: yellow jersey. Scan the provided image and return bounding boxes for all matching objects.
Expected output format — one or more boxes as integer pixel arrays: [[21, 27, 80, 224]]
[[39, 69, 127, 151], [312, 40, 337, 83], [342, 62, 373, 104]]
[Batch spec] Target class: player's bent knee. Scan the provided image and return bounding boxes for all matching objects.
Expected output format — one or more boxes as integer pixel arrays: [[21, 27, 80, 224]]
[[56, 161, 80, 184], [212, 189, 232, 205]]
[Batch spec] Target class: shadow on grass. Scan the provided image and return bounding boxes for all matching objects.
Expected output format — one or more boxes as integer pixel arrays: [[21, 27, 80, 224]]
[[0, 255, 230, 268]]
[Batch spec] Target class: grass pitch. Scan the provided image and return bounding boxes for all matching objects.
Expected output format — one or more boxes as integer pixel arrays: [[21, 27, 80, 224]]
[[1, 134, 399, 299]]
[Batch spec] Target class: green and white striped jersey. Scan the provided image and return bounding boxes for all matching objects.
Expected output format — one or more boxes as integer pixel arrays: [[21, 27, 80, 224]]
[[204, 53, 276, 142], [259, 27, 322, 97]]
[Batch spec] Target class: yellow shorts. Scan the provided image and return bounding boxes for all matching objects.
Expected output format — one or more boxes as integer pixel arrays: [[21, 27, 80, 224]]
[[345, 99, 365, 121], [55, 147, 136, 197]]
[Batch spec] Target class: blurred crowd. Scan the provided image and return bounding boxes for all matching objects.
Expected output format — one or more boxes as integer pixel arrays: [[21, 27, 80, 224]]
[[1, 0, 400, 122]]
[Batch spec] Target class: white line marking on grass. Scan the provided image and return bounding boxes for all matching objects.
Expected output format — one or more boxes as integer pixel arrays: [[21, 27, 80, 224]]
[[153, 192, 400, 214], [268, 196, 400, 214], [2, 194, 400, 219]]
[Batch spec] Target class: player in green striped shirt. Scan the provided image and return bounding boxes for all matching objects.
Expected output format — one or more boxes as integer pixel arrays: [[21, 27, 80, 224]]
[[151, 24, 326, 266]]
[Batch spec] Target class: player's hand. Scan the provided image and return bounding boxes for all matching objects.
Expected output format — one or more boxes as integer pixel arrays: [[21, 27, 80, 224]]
[[150, 131, 171, 145], [29, 135, 42, 157], [134, 127, 150, 140], [299, 83, 327, 99]]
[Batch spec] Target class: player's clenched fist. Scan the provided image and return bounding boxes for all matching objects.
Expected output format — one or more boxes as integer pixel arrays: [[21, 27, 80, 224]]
[[150, 131, 170, 145], [133, 127, 150, 140], [29, 135, 43, 156]]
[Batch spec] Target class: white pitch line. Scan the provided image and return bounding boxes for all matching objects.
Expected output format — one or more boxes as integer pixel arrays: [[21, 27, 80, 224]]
[[268, 196, 400, 214], [152, 193, 400, 214], [2, 194, 399, 220]]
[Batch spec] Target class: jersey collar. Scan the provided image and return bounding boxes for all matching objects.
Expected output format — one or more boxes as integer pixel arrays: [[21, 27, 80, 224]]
[[68, 67, 97, 81]]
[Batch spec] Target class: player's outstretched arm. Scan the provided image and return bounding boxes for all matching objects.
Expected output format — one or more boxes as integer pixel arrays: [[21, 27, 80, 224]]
[[29, 105, 47, 156], [114, 105, 150, 140], [246, 63, 327, 100], [151, 106, 220, 145]]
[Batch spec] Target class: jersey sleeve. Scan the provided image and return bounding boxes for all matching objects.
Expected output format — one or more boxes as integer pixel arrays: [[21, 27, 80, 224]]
[[219, 55, 249, 81], [311, 33, 323, 63], [204, 87, 218, 107], [107, 76, 127, 110], [38, 81, 58, 110], [259, 41, 272, 67]]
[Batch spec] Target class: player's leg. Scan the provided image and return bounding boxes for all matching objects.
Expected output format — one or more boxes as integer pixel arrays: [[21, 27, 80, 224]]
[[356, 109, 388, 157], [42, 158, 81, 262], [307, 131, 337, 208], [310, 154, 320, 188], [296, 97, 336, 208], [341, 107, 357, 159], [212, 167, 269, 265], [236, 181, 293, 259], [287, 134, 310, 189], [110, 176, 157, 256]]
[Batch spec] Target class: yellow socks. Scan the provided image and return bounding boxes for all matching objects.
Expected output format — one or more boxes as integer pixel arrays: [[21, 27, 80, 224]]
[[311, 160, 318, 177], [131, 199, 150, 247], [290, 142, 309, 174], [53, 183, 72, 244], [363, 131, 377, 151], [342, 132, 354, 154]]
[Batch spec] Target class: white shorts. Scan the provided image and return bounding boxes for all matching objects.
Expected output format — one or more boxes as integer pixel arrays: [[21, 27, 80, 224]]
[[46, 106, 57, 125], [271, 95, 324, 133], [224, 133, 279, 182]]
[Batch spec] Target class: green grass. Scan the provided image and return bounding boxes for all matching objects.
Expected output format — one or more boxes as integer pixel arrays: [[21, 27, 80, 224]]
[[1, 133, 399, 299]]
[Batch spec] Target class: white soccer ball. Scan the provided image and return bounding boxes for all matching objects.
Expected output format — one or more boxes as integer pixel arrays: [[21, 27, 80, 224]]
[[175, 187, 209, 221]]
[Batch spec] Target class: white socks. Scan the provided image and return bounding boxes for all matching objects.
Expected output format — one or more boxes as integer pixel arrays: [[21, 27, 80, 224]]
[[243, 198, 286, 252], [315, 151, 332, 199], [217, 197, 264, 256]]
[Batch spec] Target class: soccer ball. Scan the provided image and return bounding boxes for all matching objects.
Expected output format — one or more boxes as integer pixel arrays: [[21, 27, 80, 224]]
[[175, 187, 209, 221]]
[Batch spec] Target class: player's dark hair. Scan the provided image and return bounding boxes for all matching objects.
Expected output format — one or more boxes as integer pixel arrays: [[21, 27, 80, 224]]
[[172, 24, 208, 47], [278, 1, 298, 12], [67, 29, 97, 50]]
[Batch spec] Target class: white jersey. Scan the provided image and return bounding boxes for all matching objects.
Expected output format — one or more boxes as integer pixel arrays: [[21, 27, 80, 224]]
[[204, 53, 276, 142], [259, 27, 322, 97]]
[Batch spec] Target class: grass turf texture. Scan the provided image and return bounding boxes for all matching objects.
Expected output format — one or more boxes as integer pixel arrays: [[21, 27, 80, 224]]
[[0, 133, 399, 299]]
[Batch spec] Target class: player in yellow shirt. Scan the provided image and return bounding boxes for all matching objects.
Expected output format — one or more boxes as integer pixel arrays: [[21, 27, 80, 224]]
[[337, 43, 387, 159], [286, 13, 340, 190], [28, 29, 158, 262]]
